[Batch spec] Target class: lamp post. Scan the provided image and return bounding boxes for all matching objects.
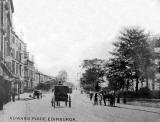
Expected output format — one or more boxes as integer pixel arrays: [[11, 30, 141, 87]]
[[18, 80, 20, 100], [15, 75, 20, 100]]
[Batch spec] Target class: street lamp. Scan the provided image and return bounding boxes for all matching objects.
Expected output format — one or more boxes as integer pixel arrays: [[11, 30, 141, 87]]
[[15, 75, 20, 100], [18, 80, 20, 100]]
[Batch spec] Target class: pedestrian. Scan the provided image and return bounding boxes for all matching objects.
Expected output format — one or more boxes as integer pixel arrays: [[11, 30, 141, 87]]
[[98, 93, 102, 105], [94, 93, 98, 105], [102, 91, 106, 106], [105, 94, 110, 105], [117, 95, 120, 103], [12, 93, 15, 102], [90, 93, 93, 101], [109, 93, 115, 107], [0, 98, 3, 110], [8, 92, 11, 102], [109, 94, 112, 106], [113, 95, 115, 106], [51, 95, 55, 107], [81, 90, 83, 94]]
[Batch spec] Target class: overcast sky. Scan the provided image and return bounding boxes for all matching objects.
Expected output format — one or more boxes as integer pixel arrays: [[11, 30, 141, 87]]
[[13, 0, 160, 84]]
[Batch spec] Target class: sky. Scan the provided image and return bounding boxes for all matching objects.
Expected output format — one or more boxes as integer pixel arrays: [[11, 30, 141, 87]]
[[13, 0, 160, 85]]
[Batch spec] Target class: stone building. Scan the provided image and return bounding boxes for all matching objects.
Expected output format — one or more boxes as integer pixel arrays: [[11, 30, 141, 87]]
[[24, 52, 35, 91], [10, 30, 26, 93], [0, 0, 55, 97], [38, 72, 52, 83], [34, 69, 40, 88], [0, 0, 14, 103], [154, 47, 160, 91], [0, 0, 14, 61]]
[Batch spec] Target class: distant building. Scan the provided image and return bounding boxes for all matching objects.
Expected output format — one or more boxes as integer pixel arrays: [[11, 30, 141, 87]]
[[10, 30, 26, 93], [0, 0, 55, 96], [38, 72, 53, 83], [154, 47, 160, 91], [24, 52, 35, 91], [34, 69, 40, 88], [135, 39, 160, 91]]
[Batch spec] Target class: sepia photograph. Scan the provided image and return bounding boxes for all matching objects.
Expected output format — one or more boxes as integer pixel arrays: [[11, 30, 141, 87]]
[[0, 0, 160, 122]]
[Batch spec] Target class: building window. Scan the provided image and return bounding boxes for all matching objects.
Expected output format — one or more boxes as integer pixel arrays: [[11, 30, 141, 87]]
[[12, 35, 15, 43], [24, 69, 28, 78], [12, 60, 15, 74], [19, 43, 22, 50], [11, 48, 15, 58], [19, 65, 22, 76], [6, 61, 11, 71], [19, 52, 21, 62], [16, 51, 20, 61], [16, 63, 19, 75]]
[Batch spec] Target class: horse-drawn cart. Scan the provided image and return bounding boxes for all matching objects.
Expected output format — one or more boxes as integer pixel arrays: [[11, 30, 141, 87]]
[[51, 85, 71, 108]]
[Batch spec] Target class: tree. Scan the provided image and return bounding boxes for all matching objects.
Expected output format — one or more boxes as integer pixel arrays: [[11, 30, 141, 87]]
[[108, 27, 154, 92], [80, 58, 105, 91], [106, 58, 130, 91]]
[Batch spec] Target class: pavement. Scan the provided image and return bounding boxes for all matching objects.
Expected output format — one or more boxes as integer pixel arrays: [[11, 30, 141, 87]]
[[0, 90, 160, 122], [117, 103, 160, 114], [82, 93, 160, 113]]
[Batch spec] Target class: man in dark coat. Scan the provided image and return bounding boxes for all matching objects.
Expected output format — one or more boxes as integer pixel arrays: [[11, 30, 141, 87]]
[[94, 93, 98, 105], [102, 91, 107, 106], [90, 93, 93, 101]]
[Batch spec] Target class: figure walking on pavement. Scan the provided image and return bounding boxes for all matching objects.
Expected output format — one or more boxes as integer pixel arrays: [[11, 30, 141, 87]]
[[94, 93, 98, 105], [90, 92, 93, 101], [12, 92, 15, 102], [102, 91, 106, 106], [98, 93, 102, 105], [110, 93, 115, 107]]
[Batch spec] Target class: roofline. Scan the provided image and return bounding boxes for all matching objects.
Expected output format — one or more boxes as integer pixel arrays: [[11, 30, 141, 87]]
[[37, 71, 53, 78], [11, 30, 26, 45]]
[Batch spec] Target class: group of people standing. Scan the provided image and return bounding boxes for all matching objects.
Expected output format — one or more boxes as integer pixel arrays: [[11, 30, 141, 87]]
[[89, 91, 116, 107]]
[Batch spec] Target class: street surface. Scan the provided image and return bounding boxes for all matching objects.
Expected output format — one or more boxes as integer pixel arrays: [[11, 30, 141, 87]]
[[0, 90, 160, 122]]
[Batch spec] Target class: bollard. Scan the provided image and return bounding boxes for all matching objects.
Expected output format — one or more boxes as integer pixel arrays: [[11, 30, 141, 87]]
[[123, 98, 127, 104], [57, 101, 59, 106], [52, 102, 54, 107], [12, 95, 15, 102], [117, 97, 120, 103], [9, 95, 11, 102], [37, 94, 39, 99], [0, 101, 3, 110]]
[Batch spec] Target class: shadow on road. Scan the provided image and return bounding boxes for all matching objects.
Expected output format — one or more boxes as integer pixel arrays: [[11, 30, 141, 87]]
[[16, 98, 35, 101], [51, 106, 67, 109]]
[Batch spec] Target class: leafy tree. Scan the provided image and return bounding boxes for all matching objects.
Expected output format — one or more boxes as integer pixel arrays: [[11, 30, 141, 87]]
[[108, 27, 154, 92], [106, 58, 130, 91], [80, 58, 105, 91]]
